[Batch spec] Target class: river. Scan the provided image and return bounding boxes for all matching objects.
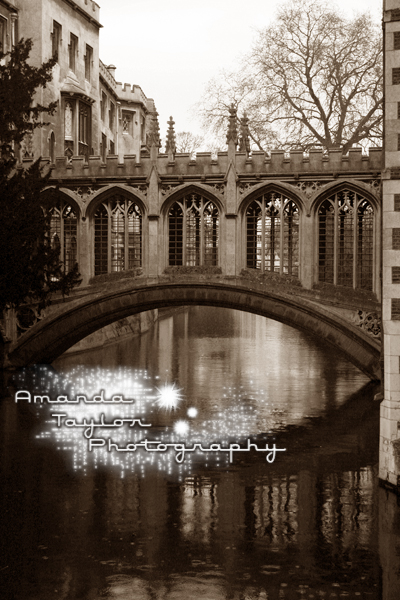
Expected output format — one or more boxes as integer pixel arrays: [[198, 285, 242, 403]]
[[0, 306, 394, 599]]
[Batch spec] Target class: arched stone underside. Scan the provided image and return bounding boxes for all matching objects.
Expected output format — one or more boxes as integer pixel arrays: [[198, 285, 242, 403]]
[[7, 280, 381, 379]]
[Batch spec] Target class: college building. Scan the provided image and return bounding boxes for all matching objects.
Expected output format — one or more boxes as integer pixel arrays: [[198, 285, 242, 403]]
[[0, 0, 157, 163]]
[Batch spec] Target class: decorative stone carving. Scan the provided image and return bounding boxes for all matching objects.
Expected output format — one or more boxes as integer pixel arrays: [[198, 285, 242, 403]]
[[354, 310, 381, 338], [296, 180, 322, 197], [226, 104, 238, 146], [238, 182, 256, 196], [238, 112, 250, 156], [71, 186, 98, 202], [148, 111, 161, 148], [129, 184, 148, 198], [165, 116, 176, 158], [205, 183, 225, 197], [161, 183, 179, 197], [16, 305, 44, 335]]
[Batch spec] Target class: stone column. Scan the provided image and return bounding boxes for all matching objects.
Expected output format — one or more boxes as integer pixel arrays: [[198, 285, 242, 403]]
[[381, 0, 400, 490]]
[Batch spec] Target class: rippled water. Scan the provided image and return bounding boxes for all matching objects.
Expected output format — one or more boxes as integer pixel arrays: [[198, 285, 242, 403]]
[[1, 306, 393, 600]]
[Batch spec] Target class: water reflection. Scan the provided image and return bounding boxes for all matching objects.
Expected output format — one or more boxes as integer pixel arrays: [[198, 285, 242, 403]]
[[0, 307, 386, 599]]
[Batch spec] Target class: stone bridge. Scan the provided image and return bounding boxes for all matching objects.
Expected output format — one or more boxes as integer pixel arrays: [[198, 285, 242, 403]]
[[5, 274, 381, 379], [1, 123, 383, 377]]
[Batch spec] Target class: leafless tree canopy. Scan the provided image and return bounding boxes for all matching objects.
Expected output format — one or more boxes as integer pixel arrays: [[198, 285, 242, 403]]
[[197, 0, 382, 152], [174, 131, 205, 156]]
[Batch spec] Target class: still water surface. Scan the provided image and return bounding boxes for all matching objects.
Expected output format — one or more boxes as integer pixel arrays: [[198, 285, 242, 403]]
[[0, 307, 390, 599]]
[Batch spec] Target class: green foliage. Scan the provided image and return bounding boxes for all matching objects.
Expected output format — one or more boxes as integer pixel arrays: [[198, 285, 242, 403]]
[[0, 39, 81, 315]]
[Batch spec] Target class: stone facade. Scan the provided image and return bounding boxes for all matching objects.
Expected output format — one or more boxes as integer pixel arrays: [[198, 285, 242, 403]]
[[2, 0, 155, 163], [380, 0, 400, 491]]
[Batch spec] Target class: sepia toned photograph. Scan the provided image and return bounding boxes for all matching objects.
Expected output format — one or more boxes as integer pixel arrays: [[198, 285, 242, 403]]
[[0, 0, 398, 598]]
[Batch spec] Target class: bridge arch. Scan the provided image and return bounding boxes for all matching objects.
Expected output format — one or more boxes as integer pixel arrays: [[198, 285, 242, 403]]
[[7, 279, 381, 380]]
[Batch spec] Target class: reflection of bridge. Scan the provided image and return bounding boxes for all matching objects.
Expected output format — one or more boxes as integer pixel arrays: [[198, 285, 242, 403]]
[[3, 133, 382, 372]]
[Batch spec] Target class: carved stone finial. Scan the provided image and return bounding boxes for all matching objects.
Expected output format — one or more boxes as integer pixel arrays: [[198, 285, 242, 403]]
[[148, 111, 161, 149], [165, 116, 176, 159], [238, 111, 250, 156], [226, 103, 238, 147]]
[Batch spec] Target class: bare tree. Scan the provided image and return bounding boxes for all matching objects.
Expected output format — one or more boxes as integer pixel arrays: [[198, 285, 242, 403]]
[[174, 131, 204, 156], [197, 0, 382, 152]]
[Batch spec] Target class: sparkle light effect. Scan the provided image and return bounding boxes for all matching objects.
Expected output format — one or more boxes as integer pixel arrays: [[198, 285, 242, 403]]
[[174, 420, 190, 436], [155, 383, 183, 411], [13, 366, 280, 478]]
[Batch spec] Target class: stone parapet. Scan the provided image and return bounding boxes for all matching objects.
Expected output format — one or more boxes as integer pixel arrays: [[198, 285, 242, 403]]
[[99, 59, 116, 92], [115, 82, 149, 108], [65, 0, 101, 26], [35, 147, 383, 180]]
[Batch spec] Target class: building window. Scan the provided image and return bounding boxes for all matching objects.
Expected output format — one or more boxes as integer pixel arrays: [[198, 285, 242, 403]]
[[78, 101, 90, 160], [110, 140, 115, 155], [68, 33, 78, 72], [318, 189, 374, 290], [101, 91, 107, 121], [64, 100, 74, 158], [109, 101, 115, 130], [101, 132, 107, 161], [84, 44, 92, 80], [246, 192, 299, 276], [168, 194, 219, 266], [0, 17, 6, 55], [49, 132, 55, 163], [49, 200, 78, 273], [122, 112, 132, 135], [94, 195, 142, 276], [51, 21, 62, 60], [141, 116, 145, 142]]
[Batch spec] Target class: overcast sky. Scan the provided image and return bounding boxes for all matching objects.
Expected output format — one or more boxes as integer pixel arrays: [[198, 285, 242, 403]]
[[97, 0, 382, 142]]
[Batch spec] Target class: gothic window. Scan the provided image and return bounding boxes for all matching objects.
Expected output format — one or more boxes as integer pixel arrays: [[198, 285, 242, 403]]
[[122, 112, 132, 135], [141, 116, 145, 142], [84, 44, 92, 80], [94, 195, 142, 276], [101, 91, 107, 122], [68, 33, 78, 72], [49, 201, 78, 273], [78, 101, 90, 160], [101, 132, 107, 161], [168, 194, 219, 266], [49, 132, 55, 163], [318, 189, 374, 290], [246, 192, 299, 276], [109, 102, 115, 130], [51, 21, 61, 60]]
